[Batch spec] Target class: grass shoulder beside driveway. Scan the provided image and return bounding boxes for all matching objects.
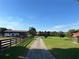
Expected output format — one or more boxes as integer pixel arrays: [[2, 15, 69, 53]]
[[44, 37, 79, 59]]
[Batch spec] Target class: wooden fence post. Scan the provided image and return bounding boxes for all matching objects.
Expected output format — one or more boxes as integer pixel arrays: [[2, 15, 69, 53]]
[[10, 39, 11, 47], [0, 40, 1, 52], [16, 38, 17, 44], [20, 38, 22, 42]]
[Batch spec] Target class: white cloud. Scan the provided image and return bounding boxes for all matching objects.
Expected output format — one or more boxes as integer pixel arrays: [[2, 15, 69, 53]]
[[0, 17, 26, 30], [47, 21, 79, 32], [0, 16, 79, 31], [52, 25, 64, 29]]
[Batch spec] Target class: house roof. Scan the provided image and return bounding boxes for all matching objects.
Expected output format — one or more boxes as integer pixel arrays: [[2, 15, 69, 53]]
[[4, 29, 27, 33], [72, 32, 79, 37]]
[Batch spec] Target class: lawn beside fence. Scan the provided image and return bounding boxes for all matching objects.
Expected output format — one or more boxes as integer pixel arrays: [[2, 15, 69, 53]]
[[0, 37, 14, 40], [44, 37, 79, 59], [0, 37, 34, 59]]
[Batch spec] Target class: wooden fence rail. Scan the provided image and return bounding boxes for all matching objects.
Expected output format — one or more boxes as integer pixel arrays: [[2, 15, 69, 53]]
[[0, 37, 23, 52]]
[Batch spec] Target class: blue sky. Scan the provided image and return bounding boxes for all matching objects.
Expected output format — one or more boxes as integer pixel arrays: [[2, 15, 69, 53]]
[[0, 0, 79, 31]]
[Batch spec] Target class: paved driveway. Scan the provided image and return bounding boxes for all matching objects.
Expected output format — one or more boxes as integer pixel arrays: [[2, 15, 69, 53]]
[[25, 37, 55, 59]]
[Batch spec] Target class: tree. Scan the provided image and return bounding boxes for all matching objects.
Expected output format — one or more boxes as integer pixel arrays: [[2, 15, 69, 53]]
[[58, 31, 65, 37], [0, 28, 7, 37], [28, 27, 37, 37], [76, 29, 79, 32], [50, 31, 59, 36], [67, 29, 76, 37], [44, 31, 48, 38], [38, 31, 43, 36]]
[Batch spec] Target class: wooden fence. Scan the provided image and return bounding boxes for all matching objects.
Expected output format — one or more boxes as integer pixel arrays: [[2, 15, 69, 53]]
[[0, 37, 23, 52]]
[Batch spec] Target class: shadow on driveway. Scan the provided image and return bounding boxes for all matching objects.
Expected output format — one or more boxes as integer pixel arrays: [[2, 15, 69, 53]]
[[26, 49, 55, 59]]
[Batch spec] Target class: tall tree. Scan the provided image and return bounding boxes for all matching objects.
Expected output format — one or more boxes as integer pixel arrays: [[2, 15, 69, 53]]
[[58, 31, 65, 37], [29, 27, 37, 37], [50, 31, 59, 36], [44, 31, 48, 38]]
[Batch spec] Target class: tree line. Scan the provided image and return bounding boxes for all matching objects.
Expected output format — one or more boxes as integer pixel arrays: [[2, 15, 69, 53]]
[[0, 27, 79, 38], [28, 27, 79, 38]]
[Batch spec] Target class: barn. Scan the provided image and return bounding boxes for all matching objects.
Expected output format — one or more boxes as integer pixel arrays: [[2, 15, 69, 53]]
[[72, 32, 79, 43], [0, 29, 27, 38]]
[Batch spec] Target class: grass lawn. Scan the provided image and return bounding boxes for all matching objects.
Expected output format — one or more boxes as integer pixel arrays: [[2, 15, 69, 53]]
[[44, 37, 79, 59], [0, 37, 14, 40], [0, 37, 34, 59]]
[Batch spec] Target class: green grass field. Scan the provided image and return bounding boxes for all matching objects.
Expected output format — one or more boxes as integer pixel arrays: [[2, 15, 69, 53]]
[[0, 37, 34, 59], [44, 37, 79, 59], [0, 37, 15, 40]]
